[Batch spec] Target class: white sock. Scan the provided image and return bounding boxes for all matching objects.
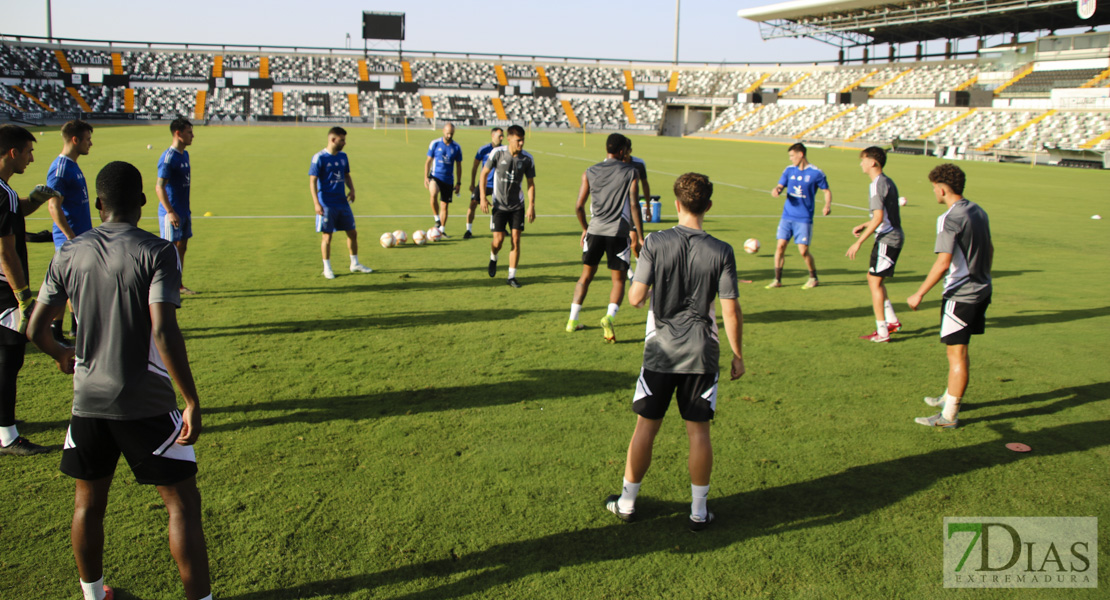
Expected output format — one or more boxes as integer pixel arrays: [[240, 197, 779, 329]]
[[350, 255, 359, 266], [691, 484, 710, 521], [438, 225, 445, 234], [0, 425, 18, 446], [607, 303, 620, 318], [618, 478, 640, 513], [507, 268, 517, 280], [466, 223, 472, 232], [569, 303, 582, 321], [876, 320, 889, 338], [884, 299, 898, 323], [434, 216, 441, 225], [942, 393, 961, 421], [490, 252, 497, 262], [80, 577, 106, 600], [322, 259, 332, 271]]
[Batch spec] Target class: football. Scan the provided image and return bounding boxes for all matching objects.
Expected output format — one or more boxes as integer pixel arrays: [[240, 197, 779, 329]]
[[379, 232, 396, 248], [427, 228, 443, 242], [743, 238, 760, 254], [898, 196, 907, 206], [392, 230, 408, 245], [412, 230, 427, 245]]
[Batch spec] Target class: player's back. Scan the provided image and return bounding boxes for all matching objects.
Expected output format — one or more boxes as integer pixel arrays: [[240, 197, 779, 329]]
[[586, 159, 637, 237]]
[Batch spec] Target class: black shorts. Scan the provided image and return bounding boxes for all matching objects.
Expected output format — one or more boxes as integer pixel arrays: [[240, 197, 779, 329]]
[[429, 177, 454, 203], [632, 368, 719, 422], [491, 207, 525, 233], [60, 410, 198, 486], [868, 241, 901, 278], [471, 186, 493, 203], [582, 233, 631, 271], [940, 296, 990, 346]]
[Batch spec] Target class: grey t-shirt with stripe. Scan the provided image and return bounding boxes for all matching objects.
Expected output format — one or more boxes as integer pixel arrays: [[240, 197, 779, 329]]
[[586, 158, 638, 237], [485, 146, 536, 211], [935, 198, 992, 303], [870, 173, 903, 247], [634, 225, 739, 374], [38, 222, 183, 420]]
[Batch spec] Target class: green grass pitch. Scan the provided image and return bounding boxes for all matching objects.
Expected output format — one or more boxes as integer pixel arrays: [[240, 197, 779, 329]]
[[2, 123, 1107, 599]]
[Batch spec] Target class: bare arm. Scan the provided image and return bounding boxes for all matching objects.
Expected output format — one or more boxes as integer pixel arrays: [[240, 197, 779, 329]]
[[525, 177, 537, 224], [17, 192, 52, 217], [822, 188, 832, 216], [155, 178, 179, 227], [309, 176, 323, 215], [479, 166, 492, 213], [345, 173, 355, 203], [423, 156, 433, 186], [847, 209, 883, 260], [575, 172, 590, 242], [628, 178, 643, 252], [469, 159, 481, 192], [908, 253, 952, 311], [720, 298, 744, 379], [28, 301, 74, 373], [454, 159, 462, 194], [640, 177, 652, 219], [151, 302, 202, 445], [629, 281, 649, 308], [0, 235, 27, 291], [47, 196, 77, 240], [771, 184, 784, 198]]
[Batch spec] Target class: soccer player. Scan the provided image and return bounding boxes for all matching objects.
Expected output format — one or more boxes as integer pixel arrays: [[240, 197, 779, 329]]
[[479, 125, 536, 288], [46, 120, 94, 342], [28, 161, 213, 600], [424, 122, 463, 237], [155, 117, 198, 295], [0, 125, 54, 456], [567, 133, 643, 342], [908, 164, 993, 429], [465, 127, 503, 239], [310, 126, 372, 279], [622, 138, 652, 279], [846, 146, 903, 343], [605, 172, 744, 531], [768, 142, 831, 289]]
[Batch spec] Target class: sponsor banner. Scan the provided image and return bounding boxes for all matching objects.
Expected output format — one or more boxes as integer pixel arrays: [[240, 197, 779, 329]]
[[420, 81, 497, 91], [667, 96, 735, 107], [943, 517, 1097, 588], [131, 74, 208, 83], [557, 85, 625, 94]]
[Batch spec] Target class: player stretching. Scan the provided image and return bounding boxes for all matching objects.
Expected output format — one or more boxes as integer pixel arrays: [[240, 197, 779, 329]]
[[623, 138, 652, 279], [465, 127, 503, 239], [310, 127, 372, 279], [29, 161, 213, 600], [846, 147, 903, 343], [605, 173, 744, 531], [424, 123, 462, 238], [768, 143, 831, 289], [567, 133, 642, 342], [46, 120, 94, 342], [0, 125, 54, 456], [908, 164, 993, 428], [479, 125, 536, 288], [156, 117, 198, 295]]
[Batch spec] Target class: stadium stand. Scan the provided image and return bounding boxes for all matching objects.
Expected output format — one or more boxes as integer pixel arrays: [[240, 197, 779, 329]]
[[133, 87, 199, 115], [873, 63, 979, 97], [64, 48, 113, 67], [269, 55, 359, 83], [412, 60, 496, 87], [125, 51, 212, 80], [544, 65, 625, 92]]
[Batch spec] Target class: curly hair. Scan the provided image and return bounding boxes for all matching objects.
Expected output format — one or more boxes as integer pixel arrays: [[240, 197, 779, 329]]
[[928, 164, 965, 195], [673, 172, 713, 215]]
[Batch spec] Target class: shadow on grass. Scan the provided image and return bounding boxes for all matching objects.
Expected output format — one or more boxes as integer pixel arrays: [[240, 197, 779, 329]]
[[223, 391, 1110, 600], [964, 381, 1110, 425], [201, 368, 633, 432]]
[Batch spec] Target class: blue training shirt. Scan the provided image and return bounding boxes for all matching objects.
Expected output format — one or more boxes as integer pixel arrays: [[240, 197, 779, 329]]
[[309, 149, 351, 208], [46, 155, 92, 246], [475, 143, 497, 188], [427, 139, 462, 184], [157, 147, 191, 217], [776, 164, 828, 224]]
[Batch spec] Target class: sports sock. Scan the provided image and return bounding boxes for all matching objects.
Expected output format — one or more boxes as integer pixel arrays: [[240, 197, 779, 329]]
[[80, 577, 106, 600], [774, 267, 783, 282], [607, 303, 619, 318], [942, 393, 961, 421], [0, 425, 18, 446], [618, 478, 640, 513], [438, 225, 445, 234], [490, 252, 497, 262], [569, 303, 582, 322], [876, 320, 889, 338], [507, 268, 517, 280], [809, 270, 817, 280], [884, 299, 898, 323], [434, 216, 441, 225], [322, 259, 332, 271], [350, 255, 359, 266], [466, 223, 473, 232], [691, 484, 710, 521]]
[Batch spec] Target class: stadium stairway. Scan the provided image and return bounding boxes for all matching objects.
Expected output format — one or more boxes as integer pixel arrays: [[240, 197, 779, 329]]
[[272, 92, 283, 116], [623, 70, 635, 91], [420, 95, 434, 119], [795, 106, 857, 139], [0, 98, 20, 112], [846, 107, 912, 142], [11, 86, 53, 112], [260, 57, 270, 79], [713, 106, 764, 134], [745, 73, 771, 93], [1080, 126, 1110, 149], [537, 66, 552, 87], [54, 50, 72, 73], [869, 68, 914, 96], [840, 70, 877, 93], [111, 52, 123, 75], [621, 101, 636, 124], [778, 73, 811, 96], [348, 93, 360, 117], [1080, 67, 1110, 88], [994, 64, 1034, 95], [668, 71, 679, 92], [494, 65, 508, 86], [357, 59, 368, 81], [976, 109, 1056, 151], [954, 74, 979, 91], [212, 56, 223, 77], [919, 109, 977, 139], [124, 88, 134, 113], [561, 100, 580, 128], [491, 97, 508, 120], [749, 106, 805, 135], [66, 87, 91, 112], [401, 61, 413, 82], [195, 90, 206, 119]]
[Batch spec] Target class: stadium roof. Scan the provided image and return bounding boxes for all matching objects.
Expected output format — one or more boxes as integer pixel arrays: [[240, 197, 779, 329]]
[[738, 0, 1110, 47]]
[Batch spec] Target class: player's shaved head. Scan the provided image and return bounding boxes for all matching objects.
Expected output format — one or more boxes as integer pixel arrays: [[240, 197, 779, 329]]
[[929, 163, 965, 195], [97, 161, 145, 214], [674, 172, 713, 215]]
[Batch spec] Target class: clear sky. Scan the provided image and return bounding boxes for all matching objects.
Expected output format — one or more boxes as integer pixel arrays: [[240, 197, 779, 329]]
[[3, 0, 839, 64]]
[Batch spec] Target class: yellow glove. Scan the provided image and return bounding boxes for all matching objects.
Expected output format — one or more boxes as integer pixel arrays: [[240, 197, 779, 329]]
[[15, 287, 33, 336]]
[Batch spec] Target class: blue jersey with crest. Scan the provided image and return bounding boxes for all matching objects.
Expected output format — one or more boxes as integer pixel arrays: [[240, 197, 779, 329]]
[[776, 164, 828, 224], [309, 150, 351, 207]]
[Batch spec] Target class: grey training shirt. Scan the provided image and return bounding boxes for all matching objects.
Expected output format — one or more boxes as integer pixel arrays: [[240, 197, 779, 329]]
[[586, 158, 639, 237], [870, 173, 903, 247], [38, 222, 182, 420], [935, 198, 992, 303], [633, 225, 739, 374], [485, 146, 536, 211]]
